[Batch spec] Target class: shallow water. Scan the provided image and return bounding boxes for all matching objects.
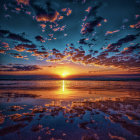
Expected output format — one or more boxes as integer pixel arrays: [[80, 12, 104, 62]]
[[0, 80, 140, 140]]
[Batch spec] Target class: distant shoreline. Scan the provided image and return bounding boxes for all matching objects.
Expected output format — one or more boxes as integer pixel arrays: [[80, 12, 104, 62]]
[[0, 78, 140, 81], [0, 74, 140, 81]]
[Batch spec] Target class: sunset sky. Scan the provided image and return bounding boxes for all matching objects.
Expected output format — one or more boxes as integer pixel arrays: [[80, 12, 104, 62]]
[[0, 0, 140, 77]]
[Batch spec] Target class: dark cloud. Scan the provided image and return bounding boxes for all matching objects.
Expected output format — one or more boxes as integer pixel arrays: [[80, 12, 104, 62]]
[[0, 30, 31, 43], [121, 44, 140, 55], [1, 42, 9, 48], [71, 50, 85, 61], [8, 33, 31, 43], [31, 1, 61, 23], [0, 49, 6, 54], [81, 17, 104, 34], [41, 46, 46, 50], [33, 51, 49, 58], [79, 38, 88, 45], [0, 64, 41, 71], [35, 36, 45, 42], [14, 44, 36, 52], [87, 3, 102, 18], [105, 33, 140, 52], [51, 48, 65, 59], [8, 52, 27, 59], [0, 29, 10, 35]]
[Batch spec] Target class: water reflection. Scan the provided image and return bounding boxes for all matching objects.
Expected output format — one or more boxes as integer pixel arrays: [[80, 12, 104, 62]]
[[0, 80, 140, 101], [61, 80, 71, 95], [0, 80, 140, 140], [62, 80, 65, 92]]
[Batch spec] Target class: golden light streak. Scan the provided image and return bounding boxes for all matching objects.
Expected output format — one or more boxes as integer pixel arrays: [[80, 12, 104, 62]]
[[62, 80, 65, 91]]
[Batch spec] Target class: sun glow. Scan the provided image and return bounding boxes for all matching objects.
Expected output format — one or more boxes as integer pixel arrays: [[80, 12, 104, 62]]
[[61, 71, 69, 78]]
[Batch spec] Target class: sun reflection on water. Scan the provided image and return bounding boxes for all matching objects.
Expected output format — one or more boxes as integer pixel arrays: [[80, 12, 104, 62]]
[[62, 80, 65, 92], [60, 80, 70, 98], [0, 80, 138, 101]]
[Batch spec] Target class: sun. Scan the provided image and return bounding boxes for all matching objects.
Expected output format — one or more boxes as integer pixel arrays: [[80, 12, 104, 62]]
[[61, 71, 69, 78]]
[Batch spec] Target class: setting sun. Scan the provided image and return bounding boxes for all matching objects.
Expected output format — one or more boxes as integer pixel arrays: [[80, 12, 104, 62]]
[[61, 71, 69, 78]]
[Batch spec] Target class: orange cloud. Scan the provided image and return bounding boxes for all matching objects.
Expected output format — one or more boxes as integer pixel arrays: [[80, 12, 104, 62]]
[[53, 25, 66, 32], [14, 44, 36, 52], [105, 30, 120, 35], [15, 8, 21, 11], [58, 16, 63, 20], [104, 19, 107, 22], [85, 7, 92, 13], [36, 11, 60, 22], [61, 8, 72, 16], [0, 50, 5, 54], [16, 0, 29, 5], [2, 42, 9, 48], [14, 55, 24, 58], [130, 21, 140, 29], [14, 45, 26, 52], [40, 24, 46, 29]]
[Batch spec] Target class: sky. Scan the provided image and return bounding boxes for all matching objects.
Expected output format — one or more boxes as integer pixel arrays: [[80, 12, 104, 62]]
[[0, 0, 140, 77]]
